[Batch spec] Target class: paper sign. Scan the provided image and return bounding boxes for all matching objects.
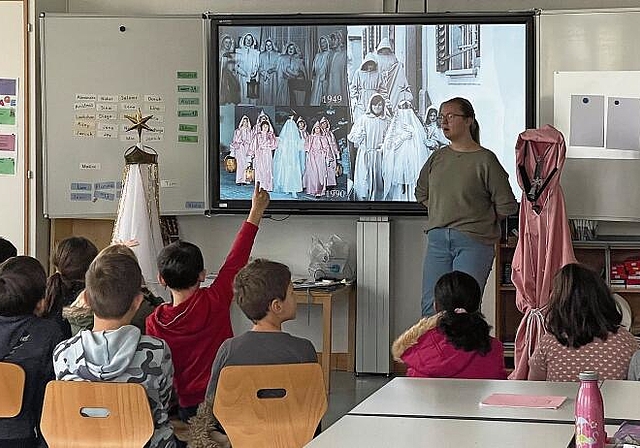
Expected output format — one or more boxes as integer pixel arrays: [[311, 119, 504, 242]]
[[146, 104, 166, 113], [97, 130, 118, 139], [177, 85, 200, 93], [179, 124, 198, 132], [185, 201, 204, 208], [161, 179, 180, 188], [94, 190, 115, 201], [76, 113, 96, 120], [120, 103, 139, 111], [0, 158, 16, 175], [119, 94, 139, 102], [177, 71, 198, 79], [178, 110, 198, 117], [95, 181, 116, 190], [97, 112, 118, 121], [73, 129, 95, 138], [80, 163, 101, 170], [178, 97, 200, 106], [97, 95, 117, 102], [0, 134, 16, 151], [74, 102, 95, 110], [480, 394, 567, 409], [143, 134, 163, 142], [70, 192, 92, 201], [0, 79, 17, 95], [75, 93, 96, 101], [178, 135, 198, 143], [96, 103, 117, 112], [145, 94, 163, 103], [70, 182, 92, 191], [0, 108, 16, 125]]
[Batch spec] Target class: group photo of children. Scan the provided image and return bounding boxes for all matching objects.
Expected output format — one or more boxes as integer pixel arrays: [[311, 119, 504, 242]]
[[219, 105, 350, 200]]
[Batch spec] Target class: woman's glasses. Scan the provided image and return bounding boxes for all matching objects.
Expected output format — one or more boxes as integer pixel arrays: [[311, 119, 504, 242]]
[[436, 113, 466, 123]]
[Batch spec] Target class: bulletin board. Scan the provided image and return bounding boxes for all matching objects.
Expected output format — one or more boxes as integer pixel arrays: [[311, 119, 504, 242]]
[[40, 14, 208, 217]]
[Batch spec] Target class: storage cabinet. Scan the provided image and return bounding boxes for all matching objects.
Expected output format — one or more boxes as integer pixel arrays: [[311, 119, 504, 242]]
[[495, 240, 640, 365]]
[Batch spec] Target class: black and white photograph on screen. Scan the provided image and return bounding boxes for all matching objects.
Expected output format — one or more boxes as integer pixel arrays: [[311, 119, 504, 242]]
[[216, 21, 527, 204], [345, 23, 526, 199], [218, 25, 348, 108], [381, 100, 431, 201], [347, 93, 391, 201]]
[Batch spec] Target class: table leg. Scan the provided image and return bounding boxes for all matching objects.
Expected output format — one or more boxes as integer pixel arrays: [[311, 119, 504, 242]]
[[322, 297, 332, 393]]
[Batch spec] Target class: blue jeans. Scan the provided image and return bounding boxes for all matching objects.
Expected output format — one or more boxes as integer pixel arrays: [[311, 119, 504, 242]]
[[421, 227, 495, 316]]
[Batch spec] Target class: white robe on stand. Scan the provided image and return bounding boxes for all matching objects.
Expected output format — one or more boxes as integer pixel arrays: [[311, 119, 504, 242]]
[[112, 155, 168, 302]]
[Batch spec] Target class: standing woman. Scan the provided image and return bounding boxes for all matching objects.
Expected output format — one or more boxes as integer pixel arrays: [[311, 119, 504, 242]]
[[415, 97, 517, 317]]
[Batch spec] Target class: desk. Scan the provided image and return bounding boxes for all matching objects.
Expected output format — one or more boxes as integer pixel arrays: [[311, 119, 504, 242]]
[[304, 415, 577, 447], [600, 380, 640, 423], [350, 377, 579, 423], [293, 284, 356, 393]]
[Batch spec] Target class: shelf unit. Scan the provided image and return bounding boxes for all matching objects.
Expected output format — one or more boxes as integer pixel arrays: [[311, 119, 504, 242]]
[[495, 239, 640, 364]]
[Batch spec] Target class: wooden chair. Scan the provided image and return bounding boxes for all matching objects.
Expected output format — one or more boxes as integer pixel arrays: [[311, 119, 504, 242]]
[[40, 381, 154, 448], [213, 363, 328, 448], [0, 362, 25, 418]]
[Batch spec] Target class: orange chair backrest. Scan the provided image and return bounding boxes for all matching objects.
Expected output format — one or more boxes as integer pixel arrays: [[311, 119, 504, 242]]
[[213, 363, 328, 448], [40, 381, 154, 448]]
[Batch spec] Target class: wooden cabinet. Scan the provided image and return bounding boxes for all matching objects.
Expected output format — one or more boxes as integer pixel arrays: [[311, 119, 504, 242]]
[[495, 240, 640, 366]]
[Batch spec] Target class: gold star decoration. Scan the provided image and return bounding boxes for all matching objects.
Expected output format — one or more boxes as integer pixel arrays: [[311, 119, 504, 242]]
[[124, 108, 154, 142]]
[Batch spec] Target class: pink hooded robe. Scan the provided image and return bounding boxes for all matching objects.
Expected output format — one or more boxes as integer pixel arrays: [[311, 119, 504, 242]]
[[509, 125, 576, 379]]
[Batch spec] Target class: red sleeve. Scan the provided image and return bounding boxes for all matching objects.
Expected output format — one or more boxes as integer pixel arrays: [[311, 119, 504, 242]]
[[207, 221, 259, 306]]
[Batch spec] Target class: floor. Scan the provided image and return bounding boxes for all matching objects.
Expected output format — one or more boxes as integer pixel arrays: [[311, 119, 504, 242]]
[[323, 371, 392, 428]]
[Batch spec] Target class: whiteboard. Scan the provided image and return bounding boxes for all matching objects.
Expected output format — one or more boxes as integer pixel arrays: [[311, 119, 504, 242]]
[[539, 9, 640, 221], [41, 14, 208, 217]]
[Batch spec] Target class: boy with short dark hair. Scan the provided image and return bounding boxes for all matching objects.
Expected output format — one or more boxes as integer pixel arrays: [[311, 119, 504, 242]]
[[189, 259, 318, 448], [53, 253, 176, 448], [0, 256, 64, 448], [146, 182, 270, 422]]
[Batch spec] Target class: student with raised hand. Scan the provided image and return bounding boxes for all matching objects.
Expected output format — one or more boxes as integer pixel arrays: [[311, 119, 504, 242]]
[[189, 259, 318, 448], [146, 181, 270, 424], [45, 236, 99, 337], [392, 271, 506, 379], [53, 253, 176, 448], [528, 263, 640, 381], [0, 256, 64, 448]]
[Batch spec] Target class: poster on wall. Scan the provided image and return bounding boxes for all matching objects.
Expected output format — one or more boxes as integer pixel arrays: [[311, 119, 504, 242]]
[[0, 77, 18, 175], [555, 71, 640, 159]]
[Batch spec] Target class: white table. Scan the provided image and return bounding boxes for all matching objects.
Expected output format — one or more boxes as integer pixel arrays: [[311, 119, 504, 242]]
[[600, 380, 640, 423], [349, 377, 579, 423], [305, 415, 577, 447]]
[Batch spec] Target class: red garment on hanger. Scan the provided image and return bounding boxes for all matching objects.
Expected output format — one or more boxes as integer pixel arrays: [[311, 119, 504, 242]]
[[509, 125, 576, 379]]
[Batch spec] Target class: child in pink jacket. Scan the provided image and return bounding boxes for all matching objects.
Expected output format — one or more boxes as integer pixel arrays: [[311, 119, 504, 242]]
[[392, 271, 506, 379]]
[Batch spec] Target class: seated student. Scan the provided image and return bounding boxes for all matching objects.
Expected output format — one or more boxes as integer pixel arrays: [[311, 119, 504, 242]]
[[392, 271, 506, 379], [0, 236, 17, 263], [146, 182, 270, 423], [189, 259, 318, 448], [45, 236, 99, 338], [0, 256, 64, 448], [64, 243, 163, 335], [53, 253, 176, 448], [529, 263, 640, 381]]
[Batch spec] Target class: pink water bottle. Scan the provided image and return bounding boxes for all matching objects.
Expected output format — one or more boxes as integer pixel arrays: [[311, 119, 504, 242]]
[[575, 371, 605, 448]]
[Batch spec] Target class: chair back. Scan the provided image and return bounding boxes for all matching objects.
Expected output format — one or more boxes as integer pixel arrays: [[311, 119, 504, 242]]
[[40, 381, 154, 448], [213, 363, 327, 448], [0, 362, 25, 417]]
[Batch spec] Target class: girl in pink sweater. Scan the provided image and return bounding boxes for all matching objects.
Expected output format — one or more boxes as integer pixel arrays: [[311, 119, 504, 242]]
[[392, 271, 506, 379]]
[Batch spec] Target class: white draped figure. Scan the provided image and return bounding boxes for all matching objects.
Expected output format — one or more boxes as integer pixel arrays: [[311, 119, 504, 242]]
[[381, 101, 430, 201], [112, 143, 167, 301], [347, 93, 390, 200]]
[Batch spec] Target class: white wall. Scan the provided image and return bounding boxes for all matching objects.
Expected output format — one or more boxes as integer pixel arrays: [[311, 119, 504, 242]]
[[0, 1, 26, 253]]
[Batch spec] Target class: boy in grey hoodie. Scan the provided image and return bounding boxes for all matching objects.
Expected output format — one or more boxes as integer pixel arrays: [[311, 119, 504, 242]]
[[53, 253, 176, 448]]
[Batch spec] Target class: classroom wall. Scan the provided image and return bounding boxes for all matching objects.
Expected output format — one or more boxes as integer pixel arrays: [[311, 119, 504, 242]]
[[0, 1, 26, 253], [34, 0, 640, 353]]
